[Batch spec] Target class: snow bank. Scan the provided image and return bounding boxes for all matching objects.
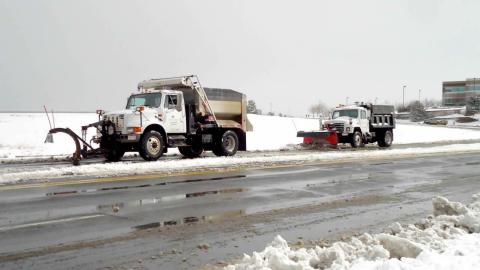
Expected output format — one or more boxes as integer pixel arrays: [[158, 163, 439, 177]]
[[2, 142, 480, 183], [226, 195, 480, 270]]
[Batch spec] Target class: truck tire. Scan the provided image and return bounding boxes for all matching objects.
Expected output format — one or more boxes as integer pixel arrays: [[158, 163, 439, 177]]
[[104, 148, 125, 162], [378, 130, 393, 148], [213, 130, 239, 156], [139, 130, 164, 161], [350, 131, 364, 148], [178, 145, 203, 158]]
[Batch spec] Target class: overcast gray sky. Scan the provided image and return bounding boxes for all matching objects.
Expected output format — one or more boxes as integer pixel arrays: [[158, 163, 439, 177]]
[[1, 0, 479, 115]]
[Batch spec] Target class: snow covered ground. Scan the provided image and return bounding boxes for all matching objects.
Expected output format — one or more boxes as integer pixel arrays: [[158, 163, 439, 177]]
[[226, 195, 480, 270], [1, 113, 480, 161], [394, 123, 480, 144], [2, 142, 480, 183]]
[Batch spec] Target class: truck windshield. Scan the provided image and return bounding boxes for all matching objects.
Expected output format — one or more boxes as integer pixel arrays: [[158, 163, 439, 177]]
[[126, 93, 162, 109], [332, 109, 358, 119]]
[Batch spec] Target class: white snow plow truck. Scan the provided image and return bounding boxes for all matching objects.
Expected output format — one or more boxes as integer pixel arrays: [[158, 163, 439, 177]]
[[297, 103, 395, 148], [47, 75, 250, 165]]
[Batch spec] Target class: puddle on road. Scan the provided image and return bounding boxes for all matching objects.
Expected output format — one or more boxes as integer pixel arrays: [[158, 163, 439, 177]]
[[97, 188, 248, 214], [369, 162, 393, 166], [465, 162, 480, 166], [45, 175, 246, 197], [132, 209, 246, 230]]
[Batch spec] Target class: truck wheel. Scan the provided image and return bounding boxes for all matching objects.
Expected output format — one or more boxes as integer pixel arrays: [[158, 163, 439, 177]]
[[139, 130, 164, 161], [178, 145, 203, 158], [378, 130, 393, 148], [105, 148, 125, 162], [350, 131, 363, 148], [213, 130, 239, 156]]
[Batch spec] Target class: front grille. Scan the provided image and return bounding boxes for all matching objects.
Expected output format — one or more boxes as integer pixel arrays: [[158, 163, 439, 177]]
[[103, 115, 124, 129], [332, 123, 344, 133]]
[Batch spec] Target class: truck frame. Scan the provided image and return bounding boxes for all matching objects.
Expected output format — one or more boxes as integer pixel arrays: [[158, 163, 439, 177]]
[[298, 103, 395, 148], [47, 75, 250, 165]]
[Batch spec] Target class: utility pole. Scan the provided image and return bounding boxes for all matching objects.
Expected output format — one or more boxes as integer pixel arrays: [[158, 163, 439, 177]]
[[402, 85, 406, 108]]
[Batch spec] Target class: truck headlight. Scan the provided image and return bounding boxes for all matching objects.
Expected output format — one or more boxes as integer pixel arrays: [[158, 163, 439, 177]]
[[127, 127, 142, 133], [346, 127, 351, 132]]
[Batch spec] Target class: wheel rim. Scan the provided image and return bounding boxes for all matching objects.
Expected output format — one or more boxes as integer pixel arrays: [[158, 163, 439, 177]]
[[385, 132, 392, 145], [147, 136, 161, 155], [223, 135, 236, 152]]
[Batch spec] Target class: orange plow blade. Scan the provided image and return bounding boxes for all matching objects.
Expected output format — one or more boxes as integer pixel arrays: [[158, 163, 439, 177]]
[[297, 131, 338, 146]]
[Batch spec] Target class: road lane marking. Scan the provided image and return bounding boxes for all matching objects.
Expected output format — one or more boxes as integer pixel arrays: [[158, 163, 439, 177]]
[[0, 214, 105, 232]]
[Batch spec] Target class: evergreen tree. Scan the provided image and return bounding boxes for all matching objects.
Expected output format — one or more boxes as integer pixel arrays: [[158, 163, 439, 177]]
[[247, 100, 258, 114]]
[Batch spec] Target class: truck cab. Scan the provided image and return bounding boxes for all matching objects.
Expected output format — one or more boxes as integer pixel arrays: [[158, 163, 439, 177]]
[[125, 90, 187, 134], [329, 107, 370, 137]]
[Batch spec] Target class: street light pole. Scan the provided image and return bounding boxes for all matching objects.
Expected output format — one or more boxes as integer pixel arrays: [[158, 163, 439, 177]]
[[418, 89, 422, 103], [402, 85, 406, 108]]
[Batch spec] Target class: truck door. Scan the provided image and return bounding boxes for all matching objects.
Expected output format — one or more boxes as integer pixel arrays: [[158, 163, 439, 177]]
[[163, 94, 186, 134], [360, 109, 369, 133]]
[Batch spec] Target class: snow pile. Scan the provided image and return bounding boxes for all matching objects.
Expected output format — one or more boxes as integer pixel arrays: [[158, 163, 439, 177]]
[[226, 195, 480, 270]]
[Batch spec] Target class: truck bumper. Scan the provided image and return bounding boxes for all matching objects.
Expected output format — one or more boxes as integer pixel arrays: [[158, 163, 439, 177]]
[[117, 134, 141, 143]]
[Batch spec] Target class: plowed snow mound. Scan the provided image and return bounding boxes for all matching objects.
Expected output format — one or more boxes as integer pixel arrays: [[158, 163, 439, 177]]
[[226, 194, 480, 270]]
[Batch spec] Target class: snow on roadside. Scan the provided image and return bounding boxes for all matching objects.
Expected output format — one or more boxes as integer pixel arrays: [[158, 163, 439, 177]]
[[394, 124, 480, 144], [2, 142, 480, 184], [225, 195, 480, 270], [1, 113, 480, 162]]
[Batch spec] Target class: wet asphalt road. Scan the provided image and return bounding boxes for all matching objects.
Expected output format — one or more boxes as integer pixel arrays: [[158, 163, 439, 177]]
[[1, 152, 480, 269]]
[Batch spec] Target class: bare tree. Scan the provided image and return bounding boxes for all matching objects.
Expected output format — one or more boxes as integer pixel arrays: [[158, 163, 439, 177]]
[[409, 101, 428, 122], [423, 98, 442, 108], [309, 101, 330, 117]]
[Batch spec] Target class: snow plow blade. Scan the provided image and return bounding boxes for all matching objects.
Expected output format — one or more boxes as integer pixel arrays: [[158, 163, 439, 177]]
[[47, 128, 82, 166], [297, 130, 338, 146]]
